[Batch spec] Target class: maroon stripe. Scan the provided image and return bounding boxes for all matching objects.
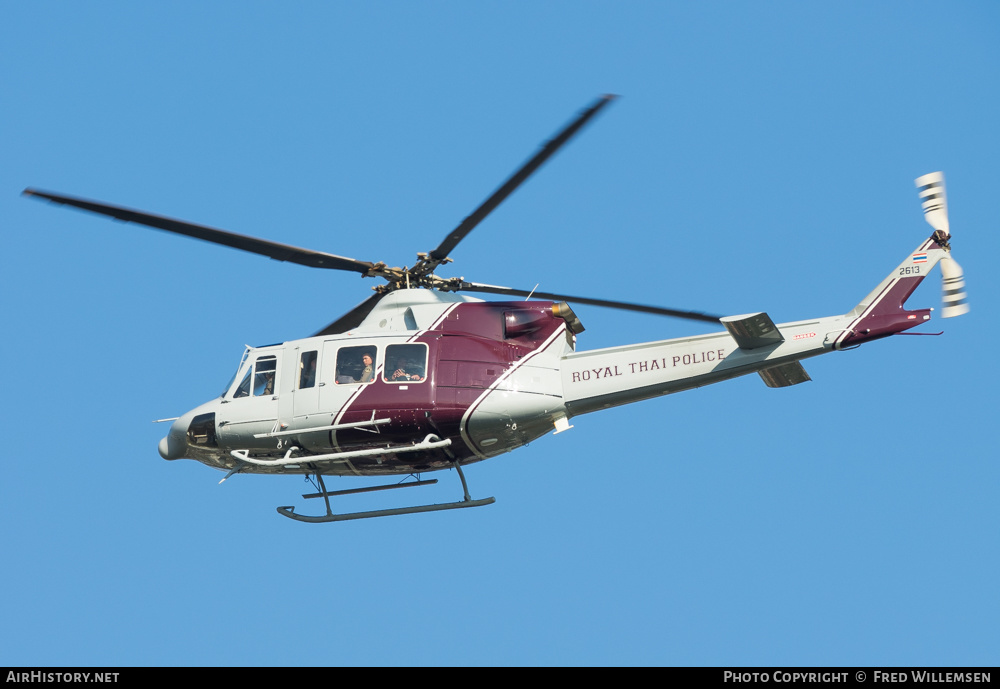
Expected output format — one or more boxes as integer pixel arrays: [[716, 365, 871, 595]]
[[326, 301, 564, 473]]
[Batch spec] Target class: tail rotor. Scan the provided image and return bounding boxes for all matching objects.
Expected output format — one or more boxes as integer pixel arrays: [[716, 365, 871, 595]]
[[915, 172, 969, 318]]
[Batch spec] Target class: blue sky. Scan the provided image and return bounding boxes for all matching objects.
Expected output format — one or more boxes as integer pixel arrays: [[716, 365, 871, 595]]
[[2, 2, 997, 667]]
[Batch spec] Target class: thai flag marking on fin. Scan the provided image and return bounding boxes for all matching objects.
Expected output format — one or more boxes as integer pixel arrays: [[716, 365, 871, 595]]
[[912, 253, 928, 264]]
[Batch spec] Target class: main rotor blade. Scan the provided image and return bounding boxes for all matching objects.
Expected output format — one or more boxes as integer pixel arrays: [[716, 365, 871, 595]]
[[23, 189, 375, 274], [459, 282, 723, 324], [312, 292, 388, 336], [429, 94, 618, 261]]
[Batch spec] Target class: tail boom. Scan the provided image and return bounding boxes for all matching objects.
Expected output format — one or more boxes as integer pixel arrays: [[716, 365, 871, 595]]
[[560, 316, 837, 417]]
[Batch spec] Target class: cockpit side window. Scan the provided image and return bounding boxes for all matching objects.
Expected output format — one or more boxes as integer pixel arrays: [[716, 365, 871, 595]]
[[334, 345, 378, 384], [233, 355, 278, 398], [299, 350, 318, 389], [253, 356, 277, 396]]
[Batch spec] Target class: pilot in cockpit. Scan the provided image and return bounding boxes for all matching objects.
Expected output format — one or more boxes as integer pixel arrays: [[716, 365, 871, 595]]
[[254, 370, 275, 396]]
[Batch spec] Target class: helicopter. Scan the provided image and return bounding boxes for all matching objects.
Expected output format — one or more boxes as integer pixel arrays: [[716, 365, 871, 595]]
[[23, 95, 969, 523]]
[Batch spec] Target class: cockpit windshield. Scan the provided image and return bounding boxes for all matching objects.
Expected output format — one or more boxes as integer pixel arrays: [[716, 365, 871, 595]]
[[220, 370, 240, 398], [220, 347, 253, 397]]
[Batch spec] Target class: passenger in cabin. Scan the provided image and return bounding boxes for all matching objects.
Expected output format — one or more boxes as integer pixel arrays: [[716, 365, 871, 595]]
[[358, 353, 375, 383], [334, 346, 377, 384], [389, 357, 423, 382]]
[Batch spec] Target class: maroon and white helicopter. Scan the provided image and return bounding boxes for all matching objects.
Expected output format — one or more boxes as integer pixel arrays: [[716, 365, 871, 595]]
[[24, 95, 969, 523]]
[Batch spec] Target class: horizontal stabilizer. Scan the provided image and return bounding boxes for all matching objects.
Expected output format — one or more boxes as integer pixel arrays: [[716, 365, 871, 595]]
[[720, 312, 783, 350], [758, 361, 811, 388]]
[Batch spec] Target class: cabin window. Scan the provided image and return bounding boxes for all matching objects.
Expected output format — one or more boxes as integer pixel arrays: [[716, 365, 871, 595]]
[[299, 350, 318, 389], [233, 355, 278, 398], [383, 343, 428, 383], [334, 345, 378, 384]]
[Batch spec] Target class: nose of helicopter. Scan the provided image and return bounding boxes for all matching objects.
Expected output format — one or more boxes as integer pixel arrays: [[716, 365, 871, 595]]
[[158, 417, 190, 460]]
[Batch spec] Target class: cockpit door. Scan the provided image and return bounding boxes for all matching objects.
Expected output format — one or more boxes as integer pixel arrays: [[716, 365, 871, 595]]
[[216, 351, 282, 449]]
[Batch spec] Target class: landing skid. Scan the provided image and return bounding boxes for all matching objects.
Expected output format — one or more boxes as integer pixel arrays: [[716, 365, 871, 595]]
[[276, 463, 495, 523]]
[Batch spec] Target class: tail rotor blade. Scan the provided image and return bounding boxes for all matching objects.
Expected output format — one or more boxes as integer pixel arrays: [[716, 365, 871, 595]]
[[914, 171, 949, 236], [939, 255, 969, 318]]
